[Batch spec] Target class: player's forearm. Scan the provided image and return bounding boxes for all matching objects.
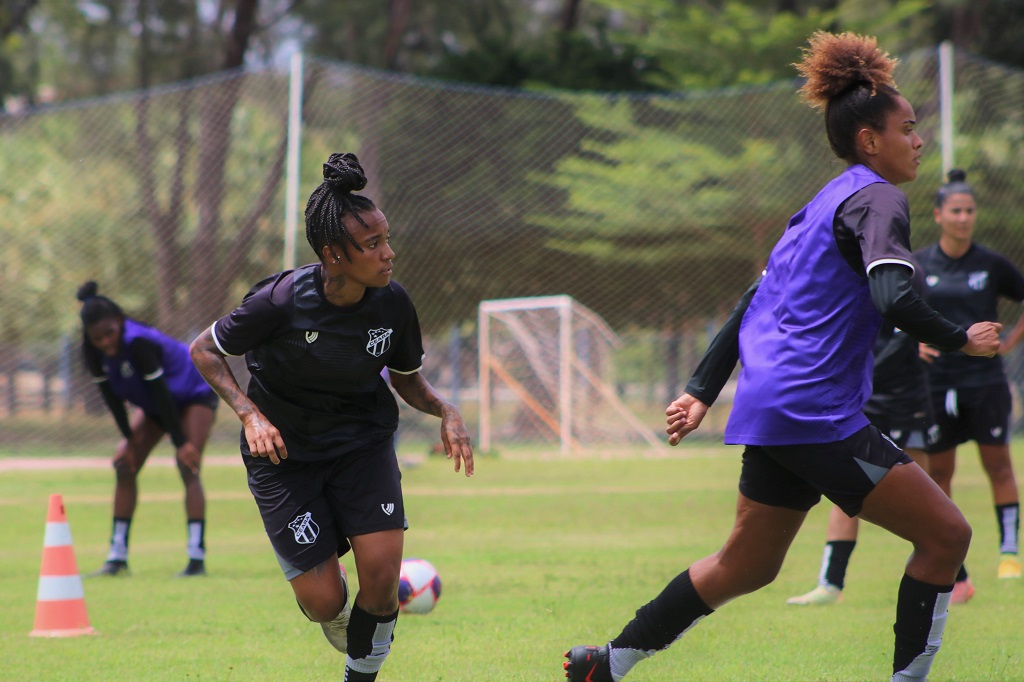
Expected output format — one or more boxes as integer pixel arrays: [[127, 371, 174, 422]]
[[189, 329, 261, 424], [389, 372, 453, 419]]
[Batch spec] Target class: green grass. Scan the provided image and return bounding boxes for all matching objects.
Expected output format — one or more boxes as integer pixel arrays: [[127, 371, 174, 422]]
[[1, 443, 1022, 681]]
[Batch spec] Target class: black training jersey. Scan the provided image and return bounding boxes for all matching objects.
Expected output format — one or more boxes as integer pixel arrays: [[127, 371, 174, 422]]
[[915, 242, 1024, 390], [211, 263, 425, 461]]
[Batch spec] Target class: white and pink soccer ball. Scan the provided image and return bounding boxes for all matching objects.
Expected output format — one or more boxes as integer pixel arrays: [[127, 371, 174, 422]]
[[398, 558, 442, 615]]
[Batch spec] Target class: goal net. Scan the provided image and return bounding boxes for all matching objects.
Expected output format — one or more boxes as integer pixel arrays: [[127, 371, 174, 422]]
[[478, 295, 661, 455]]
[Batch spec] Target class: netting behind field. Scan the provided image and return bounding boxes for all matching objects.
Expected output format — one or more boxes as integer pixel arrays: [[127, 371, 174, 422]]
[[2, 46, 1024, 453]]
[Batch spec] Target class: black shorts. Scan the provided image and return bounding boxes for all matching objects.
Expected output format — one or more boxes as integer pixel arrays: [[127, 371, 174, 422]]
[[738, 425, 913, 518], [244, 436, 407, 580], [865, 403, 936, 451], [144, 391, 219, 430], [927, 383, 1012, 452]]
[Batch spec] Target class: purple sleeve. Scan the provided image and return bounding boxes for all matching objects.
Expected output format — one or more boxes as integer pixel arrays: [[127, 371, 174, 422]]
[[211, 273, 293, 356], [839, 183, 916, 274]]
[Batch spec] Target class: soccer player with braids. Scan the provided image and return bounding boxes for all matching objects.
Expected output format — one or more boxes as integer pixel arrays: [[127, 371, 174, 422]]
[[190, 152, 473, 682], [565, 32, 1001, 682], [77, 281, 217, 578], [916, 169, 1024, 592]]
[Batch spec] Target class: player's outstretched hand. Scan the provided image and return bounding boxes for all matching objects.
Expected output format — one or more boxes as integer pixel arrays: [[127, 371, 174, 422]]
[[440, 405, 474, 477], [962, 321, 1003, 358], [666, 393, 710, 446]]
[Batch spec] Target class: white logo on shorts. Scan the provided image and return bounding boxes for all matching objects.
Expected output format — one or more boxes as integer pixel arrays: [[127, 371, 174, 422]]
[[381, 503, 395, 516], [366, 328, 393, 357], [305, 331, 318, 344], [889, 429, 902, 442], [991, 426, 1003, 438], [288, 512, 319, 544]]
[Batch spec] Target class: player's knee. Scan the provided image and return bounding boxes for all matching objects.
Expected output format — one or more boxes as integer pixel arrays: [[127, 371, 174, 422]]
[[297, 597, 345, 623]]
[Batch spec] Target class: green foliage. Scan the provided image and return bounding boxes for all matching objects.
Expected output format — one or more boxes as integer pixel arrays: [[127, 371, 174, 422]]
[[0, 449, 1021, 680]]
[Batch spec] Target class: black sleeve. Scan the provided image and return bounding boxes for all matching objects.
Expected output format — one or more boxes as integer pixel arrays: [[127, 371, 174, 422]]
[[128, 338, 187, 448], [683, 277, 761, 406], [84, 342, 132, 439], [98, 381, 133, 440], [868, 264, 968, 351]]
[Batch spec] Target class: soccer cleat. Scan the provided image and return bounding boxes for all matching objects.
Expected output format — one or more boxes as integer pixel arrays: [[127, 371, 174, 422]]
[[998, 554, 1021, 579], [176, 559, 207, 577], [321, 565, 352, 653], [950, 578, 975, 604], [564, 645, 613, 682], [86, 560, 129, 578], [785, 584, 842, 606]]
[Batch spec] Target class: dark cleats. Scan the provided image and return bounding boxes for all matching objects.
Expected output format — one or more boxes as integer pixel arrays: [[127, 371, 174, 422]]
[[86, 560, 129, 577], [564, 645, 613, 682], [176, 559, 206, 577]]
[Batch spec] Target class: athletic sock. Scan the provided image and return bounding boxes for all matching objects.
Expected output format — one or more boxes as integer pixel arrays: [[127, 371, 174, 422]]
[[891, 574, 952, 681], [995, 503, 1019, 555], [186, 519, 206, 561], [821, 540, 856, 590], [955, 564, 969, 583], [608, 569, 714, 680], [107, 517, 132, 562], [344, 604, 397, 681]]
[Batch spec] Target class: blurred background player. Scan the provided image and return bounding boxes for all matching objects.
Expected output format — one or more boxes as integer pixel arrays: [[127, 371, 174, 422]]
[[78, 281, 217, 578], [916, 169, 1024, 592], [189, 152, 473, 682], [564, 32, 1002, 682], [786, 318, 934, 606]]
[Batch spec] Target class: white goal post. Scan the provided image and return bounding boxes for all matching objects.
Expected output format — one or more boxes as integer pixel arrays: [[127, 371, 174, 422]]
[[478, 295, 661, 455]]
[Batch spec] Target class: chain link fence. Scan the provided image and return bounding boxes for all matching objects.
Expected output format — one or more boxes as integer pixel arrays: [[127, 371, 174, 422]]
[[2, 45, 1023, 453]]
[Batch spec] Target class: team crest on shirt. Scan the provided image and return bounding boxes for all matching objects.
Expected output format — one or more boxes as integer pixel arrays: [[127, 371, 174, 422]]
[[968, 271, 989, 291], [120, 361, 134, 378], [305, 331, 318, 344], [926, 275, 939, 287], [366, 328, 393, 357], [288, 512, 319, 545]]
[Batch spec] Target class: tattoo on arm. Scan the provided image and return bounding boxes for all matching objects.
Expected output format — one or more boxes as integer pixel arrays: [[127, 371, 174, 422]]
[[189, 328, 259, 422]]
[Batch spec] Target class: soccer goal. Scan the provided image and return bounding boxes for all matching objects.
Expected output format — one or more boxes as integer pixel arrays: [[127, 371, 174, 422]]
[[478, 295, 661, 455]]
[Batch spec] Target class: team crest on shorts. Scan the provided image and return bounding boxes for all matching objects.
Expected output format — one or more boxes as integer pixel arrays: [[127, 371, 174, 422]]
[[288, 512, 319, 544], [366, 328, 393, 357]]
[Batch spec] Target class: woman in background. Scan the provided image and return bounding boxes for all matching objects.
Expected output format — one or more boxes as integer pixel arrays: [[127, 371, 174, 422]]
[[916, 169, 1024, 597], [78, 281, 216, 578]]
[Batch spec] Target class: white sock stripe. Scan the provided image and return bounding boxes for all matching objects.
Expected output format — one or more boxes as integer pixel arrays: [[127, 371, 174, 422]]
[[891, 591, 950, 681], [818, 544, 833, 587], [346, 617, 397, 674], [1000, 506, 1019, 554]]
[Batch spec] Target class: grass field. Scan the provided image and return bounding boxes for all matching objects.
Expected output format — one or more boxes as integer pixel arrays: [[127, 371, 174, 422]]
[[1, 441, 1022, 681]]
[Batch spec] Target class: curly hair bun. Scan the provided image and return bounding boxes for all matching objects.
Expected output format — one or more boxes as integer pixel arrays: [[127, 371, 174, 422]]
[[947, 168, 967, 183], [76, 281, 99, 302], [795, 31, 899, 109], [322, 152, 367, 193]]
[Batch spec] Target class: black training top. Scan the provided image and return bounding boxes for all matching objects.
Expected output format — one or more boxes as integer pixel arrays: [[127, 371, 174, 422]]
[[211, 263, 425, 461], [915, 242, 1024, 390]]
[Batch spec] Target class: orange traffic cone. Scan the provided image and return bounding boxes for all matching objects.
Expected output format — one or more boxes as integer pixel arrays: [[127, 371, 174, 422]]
[[30, 494, 96, 637]]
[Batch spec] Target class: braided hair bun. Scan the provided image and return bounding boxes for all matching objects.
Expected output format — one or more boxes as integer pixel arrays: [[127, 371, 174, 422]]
[[76, 280, 100, 302], [322, 152, 367, 193], [796, 32, 899, 110]]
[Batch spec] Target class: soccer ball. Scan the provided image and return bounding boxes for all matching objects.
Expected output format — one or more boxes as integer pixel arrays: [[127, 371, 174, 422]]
[[398, 558, 442, 615]]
